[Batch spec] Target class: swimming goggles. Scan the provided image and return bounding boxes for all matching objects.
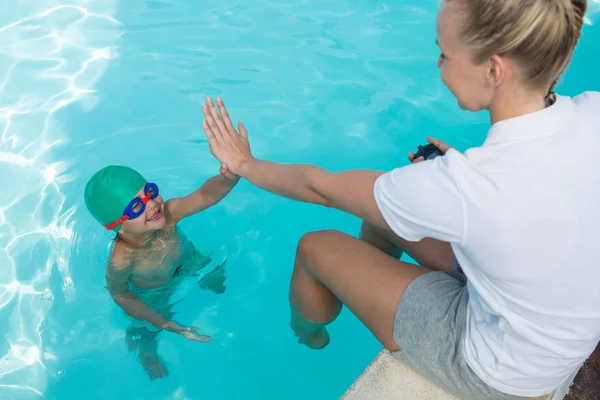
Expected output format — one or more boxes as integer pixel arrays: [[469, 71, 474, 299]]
[[104, 182, 160, 230]]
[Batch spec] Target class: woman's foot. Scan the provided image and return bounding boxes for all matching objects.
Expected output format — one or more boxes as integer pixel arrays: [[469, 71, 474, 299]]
[[290, 306, 331, 350], [292, 324, 331, 349]]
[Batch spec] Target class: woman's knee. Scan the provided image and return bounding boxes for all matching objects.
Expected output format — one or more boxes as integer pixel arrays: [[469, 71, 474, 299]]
[[297, 230, 341, 256]]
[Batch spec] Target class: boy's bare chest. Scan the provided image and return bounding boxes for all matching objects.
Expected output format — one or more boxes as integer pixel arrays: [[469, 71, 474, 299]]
[[128, 230, 190, 287]]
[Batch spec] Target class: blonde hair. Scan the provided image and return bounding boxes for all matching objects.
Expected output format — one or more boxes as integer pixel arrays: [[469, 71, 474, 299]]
[[448, 0, 587, 96]]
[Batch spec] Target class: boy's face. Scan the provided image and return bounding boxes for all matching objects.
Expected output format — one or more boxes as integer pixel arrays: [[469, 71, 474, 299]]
[[120, 185, 166, 234]]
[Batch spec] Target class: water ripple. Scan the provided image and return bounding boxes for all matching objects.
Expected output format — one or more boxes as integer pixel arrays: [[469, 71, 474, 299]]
[[585, 0, 600, 25], [1, 0, 594, 398], [0, 1, 120, 398]]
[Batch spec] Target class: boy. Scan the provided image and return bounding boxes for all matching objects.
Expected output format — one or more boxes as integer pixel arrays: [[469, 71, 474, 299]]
[[84, 164, 238, 380]]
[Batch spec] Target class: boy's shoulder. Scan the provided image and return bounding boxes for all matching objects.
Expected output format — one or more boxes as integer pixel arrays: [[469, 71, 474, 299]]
[[107, 240, 133, 272]]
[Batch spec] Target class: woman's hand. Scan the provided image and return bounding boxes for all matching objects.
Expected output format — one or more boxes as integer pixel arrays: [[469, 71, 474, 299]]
[[163, 321, 212, 343], [408, 136, 451, 164], [202, 97, 253, 176]]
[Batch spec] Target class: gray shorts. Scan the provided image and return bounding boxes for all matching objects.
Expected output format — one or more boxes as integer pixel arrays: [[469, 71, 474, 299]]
[[391, 260, 529, 400]]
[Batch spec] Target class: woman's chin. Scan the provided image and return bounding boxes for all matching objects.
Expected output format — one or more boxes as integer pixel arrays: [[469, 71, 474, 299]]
[[457, 99, 486, 113], [457, 99, 469, 110]]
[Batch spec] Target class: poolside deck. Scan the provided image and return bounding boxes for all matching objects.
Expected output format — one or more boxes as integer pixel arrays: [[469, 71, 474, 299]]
[[341, 350, 459, 400], [343, 343, 600, 400]]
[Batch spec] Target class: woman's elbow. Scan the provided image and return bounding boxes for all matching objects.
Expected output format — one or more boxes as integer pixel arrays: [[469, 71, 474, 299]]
[[309, 191, 333, 208]]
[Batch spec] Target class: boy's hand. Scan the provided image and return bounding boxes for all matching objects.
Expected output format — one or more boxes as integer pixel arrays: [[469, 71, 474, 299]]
[[178, 326, 212, 342], [202, 97, 253, 176], [163, 321, 212, 343], [219, 163, 239, 181], [408, 136, 451, 164]]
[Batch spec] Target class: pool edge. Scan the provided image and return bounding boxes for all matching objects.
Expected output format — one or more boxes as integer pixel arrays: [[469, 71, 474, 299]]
[[340, 349, 578, 400], [340, 349, 460, 400]]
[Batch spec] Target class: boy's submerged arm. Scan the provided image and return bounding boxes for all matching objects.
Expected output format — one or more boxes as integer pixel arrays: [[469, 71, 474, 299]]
[[164, 173, 239, 224], [105, 254, 171, 330]]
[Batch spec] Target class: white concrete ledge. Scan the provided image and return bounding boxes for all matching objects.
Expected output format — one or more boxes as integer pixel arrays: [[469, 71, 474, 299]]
[[342, 350, 562, 400], [341, 350, 460, 400]]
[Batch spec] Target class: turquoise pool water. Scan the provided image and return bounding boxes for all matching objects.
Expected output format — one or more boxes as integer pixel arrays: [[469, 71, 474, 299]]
[[1, 1, 598, 399]]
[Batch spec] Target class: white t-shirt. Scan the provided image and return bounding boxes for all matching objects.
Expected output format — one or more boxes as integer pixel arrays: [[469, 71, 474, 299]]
[[374, 92, 600, 397]]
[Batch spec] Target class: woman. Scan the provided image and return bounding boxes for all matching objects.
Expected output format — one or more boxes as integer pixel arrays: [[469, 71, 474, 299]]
[[201, 1, 598, 399]]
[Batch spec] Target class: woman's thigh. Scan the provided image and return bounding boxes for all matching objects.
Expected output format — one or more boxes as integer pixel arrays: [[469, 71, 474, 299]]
[[297, 229, 432, 350], [359, 221, 455, 274]]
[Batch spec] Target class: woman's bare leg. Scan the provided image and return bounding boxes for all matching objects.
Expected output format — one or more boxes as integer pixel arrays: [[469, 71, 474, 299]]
[[289, 230, 432, 350], [359, 221, 454, 273]]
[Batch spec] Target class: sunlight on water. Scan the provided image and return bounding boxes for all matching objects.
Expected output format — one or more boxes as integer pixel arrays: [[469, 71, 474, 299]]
[[0, 1, 119, 397], [586, 0, 600, 25], [0, 0, 597, 399]]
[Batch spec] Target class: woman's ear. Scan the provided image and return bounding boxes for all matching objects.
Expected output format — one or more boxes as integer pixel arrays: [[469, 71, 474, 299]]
[[486, 54, 506, 88]]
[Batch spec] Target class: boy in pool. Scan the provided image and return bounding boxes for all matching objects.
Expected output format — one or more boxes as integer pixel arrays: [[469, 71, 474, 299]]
[[84, 164, 239, 380]]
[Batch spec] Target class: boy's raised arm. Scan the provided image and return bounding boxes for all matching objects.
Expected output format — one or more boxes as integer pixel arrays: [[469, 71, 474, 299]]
[[164, 173, 239, 224]]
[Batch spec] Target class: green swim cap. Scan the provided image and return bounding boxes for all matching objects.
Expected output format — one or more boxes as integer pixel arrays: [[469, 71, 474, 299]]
[[84, 165, 147, 231]]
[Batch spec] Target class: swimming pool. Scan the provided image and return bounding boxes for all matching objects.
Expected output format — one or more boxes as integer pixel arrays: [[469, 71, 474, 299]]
[[1, 1, 599, 399]]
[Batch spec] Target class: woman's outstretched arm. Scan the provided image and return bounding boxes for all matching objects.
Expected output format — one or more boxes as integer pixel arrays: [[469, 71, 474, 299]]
[[201, 96, 389, 230]]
